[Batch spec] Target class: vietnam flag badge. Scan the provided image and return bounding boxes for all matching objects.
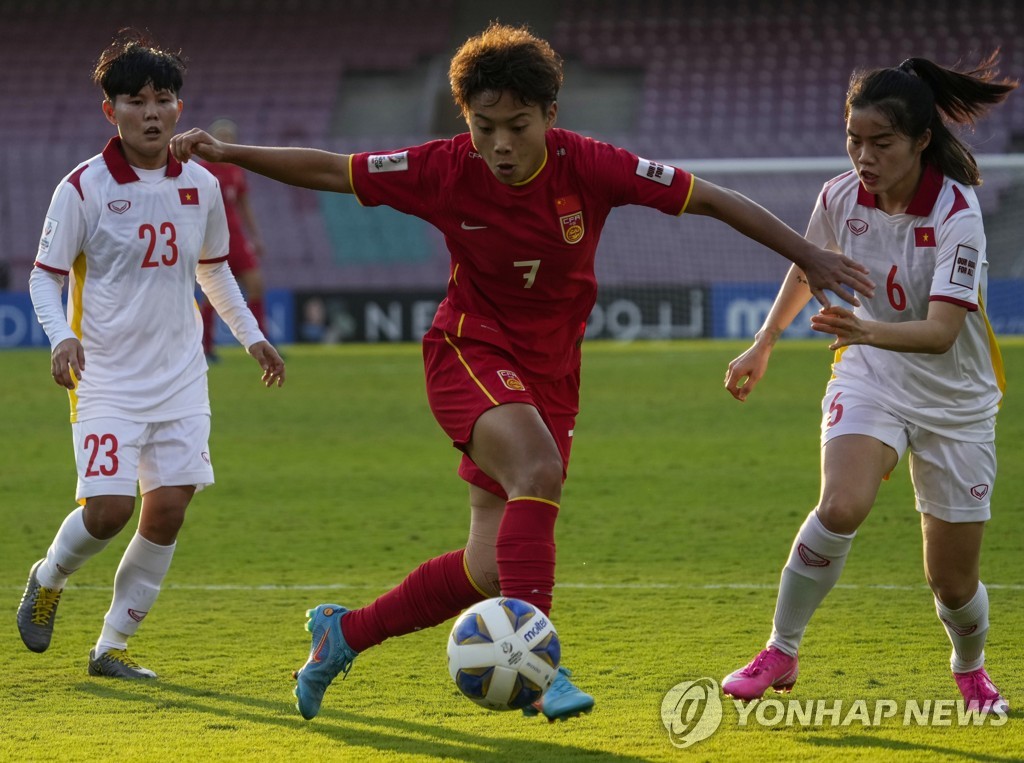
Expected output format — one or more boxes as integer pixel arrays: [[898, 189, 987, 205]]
[[178, 188, 199, 205], [914, 227, 935, 247]]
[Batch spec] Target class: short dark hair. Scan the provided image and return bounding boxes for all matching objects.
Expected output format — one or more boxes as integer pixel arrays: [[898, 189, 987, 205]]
[[92, 28, 186, 100], [449, 22, 563, 116], [845, 52, 1017, 186]]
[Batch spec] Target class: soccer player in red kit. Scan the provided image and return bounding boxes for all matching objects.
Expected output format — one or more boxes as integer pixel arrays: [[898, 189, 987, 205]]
[[198, 118, 268, 360], [172, 22, 874, 721]]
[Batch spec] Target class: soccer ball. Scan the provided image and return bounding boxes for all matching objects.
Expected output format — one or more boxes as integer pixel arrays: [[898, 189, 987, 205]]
[[447, 596, 561, 711]]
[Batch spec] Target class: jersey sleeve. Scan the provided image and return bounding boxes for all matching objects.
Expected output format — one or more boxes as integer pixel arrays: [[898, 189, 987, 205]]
[[804, 188, 840, 253], [574, 136, 693, 215], [930, 206, 985, 311], [200, 179, 231, 263], [34, 177, 89, 274], [348, 140, 447, 219]]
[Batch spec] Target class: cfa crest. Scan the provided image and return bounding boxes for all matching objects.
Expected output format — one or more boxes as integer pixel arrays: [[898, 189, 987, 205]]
[[497, 370, 525, 391], [559, 211, 584, 244]]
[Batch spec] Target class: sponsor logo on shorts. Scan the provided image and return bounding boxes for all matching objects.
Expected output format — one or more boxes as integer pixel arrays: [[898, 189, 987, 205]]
[[201, 451, 211, 465], [970, 483, 989, 500], [498, 370, 525, 391], [368, 151, 409, 173], [797, 543, 830, 567]]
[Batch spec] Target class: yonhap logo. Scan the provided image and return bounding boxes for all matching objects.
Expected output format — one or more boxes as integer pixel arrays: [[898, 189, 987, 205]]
[[661, 678, 723, 748]]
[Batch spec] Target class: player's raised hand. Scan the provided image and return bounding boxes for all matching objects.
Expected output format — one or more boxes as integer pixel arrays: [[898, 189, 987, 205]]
[[170, 128, 224, 163], [799, 247, 874, 309], [51, 337, 84, 390], [247, 340, 286, 387]]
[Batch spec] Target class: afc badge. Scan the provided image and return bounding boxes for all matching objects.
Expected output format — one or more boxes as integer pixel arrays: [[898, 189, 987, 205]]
[[497, 370, 526, 391]]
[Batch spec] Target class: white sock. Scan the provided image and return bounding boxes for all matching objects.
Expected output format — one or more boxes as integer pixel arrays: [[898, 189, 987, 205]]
[[37, 507, 112, 589], [769, 509, 856, 656], [936, 582, 989, 674], [98, 532, 176, 652]]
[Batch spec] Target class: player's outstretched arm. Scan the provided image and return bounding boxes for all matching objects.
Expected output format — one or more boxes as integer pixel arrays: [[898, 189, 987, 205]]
[[685, 179, 875, 308], [171, 129, 353, 194], [247, 341, 286, 388]]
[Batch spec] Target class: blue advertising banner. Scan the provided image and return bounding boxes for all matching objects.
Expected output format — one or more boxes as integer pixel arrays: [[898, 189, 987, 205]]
[[0, 289, 295, 349]]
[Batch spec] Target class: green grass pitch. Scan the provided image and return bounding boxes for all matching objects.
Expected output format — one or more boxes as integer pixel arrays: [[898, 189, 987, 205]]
[[2, 339, 1020, 762]]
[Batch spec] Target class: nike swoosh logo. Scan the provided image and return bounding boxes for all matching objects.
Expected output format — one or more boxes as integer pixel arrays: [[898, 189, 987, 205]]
[[311, 630, 330, 663], [461, 221, 487, 230]]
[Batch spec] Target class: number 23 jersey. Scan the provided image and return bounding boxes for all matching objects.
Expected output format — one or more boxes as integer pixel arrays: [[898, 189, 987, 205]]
[[34, 137, 229, 422], [806, 165, 1003, 439]]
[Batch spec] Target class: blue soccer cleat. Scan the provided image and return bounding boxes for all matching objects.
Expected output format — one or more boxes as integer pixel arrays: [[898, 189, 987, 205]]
[[292, 603, 358, 720], [522, 666, 594, 722]]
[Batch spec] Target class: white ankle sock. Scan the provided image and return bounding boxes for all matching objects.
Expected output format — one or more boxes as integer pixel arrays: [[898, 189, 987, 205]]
[[37, 507, 111, 589], [936, 582, 989, 674], [769, 510, 856, 656]]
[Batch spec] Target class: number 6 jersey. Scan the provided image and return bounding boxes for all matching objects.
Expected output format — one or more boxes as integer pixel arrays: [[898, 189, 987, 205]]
[[32, 137, 231, 422], [806, 165, 1003, 440]]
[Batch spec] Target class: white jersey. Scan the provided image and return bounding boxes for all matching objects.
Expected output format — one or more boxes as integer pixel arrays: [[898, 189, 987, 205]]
[[33, 138, 231, 423], [806, 165, 1003, 440]]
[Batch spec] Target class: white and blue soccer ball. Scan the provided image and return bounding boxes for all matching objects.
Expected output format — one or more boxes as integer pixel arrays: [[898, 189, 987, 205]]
[[447, 596, 561, 711]]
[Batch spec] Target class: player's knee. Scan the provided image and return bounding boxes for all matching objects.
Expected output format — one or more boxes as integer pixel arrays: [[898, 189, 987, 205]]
[[928, 574, 977, 610], [816, 497, 870, 535], [508, 452, 563, 500], [83, 497, 135, 539]]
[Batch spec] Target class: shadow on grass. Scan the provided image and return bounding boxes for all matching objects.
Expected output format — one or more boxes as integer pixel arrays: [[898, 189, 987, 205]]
[[801, 729, 1022, 763], [76, 679, 652, 762]]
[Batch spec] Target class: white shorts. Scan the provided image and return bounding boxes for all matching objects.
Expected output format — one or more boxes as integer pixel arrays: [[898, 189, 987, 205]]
[[820, 385, 995, 523], [71, 415, 214, 501]]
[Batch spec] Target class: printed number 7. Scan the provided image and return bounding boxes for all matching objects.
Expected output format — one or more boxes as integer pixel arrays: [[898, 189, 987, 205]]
[[513, 259, 541, 289]]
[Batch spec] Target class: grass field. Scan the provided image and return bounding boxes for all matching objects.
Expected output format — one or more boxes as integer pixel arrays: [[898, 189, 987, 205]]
[[1, 339, 1021, 762]]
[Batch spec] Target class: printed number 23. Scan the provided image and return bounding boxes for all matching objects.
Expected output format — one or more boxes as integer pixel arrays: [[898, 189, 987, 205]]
[[140, 222, 179, 268], [84, 433, 119, 476], [514, 259, 541, 289]]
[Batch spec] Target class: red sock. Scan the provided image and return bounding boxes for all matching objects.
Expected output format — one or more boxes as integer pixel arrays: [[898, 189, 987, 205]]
[[495, 497, 559, 615], [341, 549, 484, 653], [200, 301, 216, 354], [248, 297, 266, 335]]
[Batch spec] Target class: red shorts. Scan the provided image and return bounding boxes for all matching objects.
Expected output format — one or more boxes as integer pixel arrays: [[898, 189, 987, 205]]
[[226, 237, 259, 275], [422, 327, 580, 498]]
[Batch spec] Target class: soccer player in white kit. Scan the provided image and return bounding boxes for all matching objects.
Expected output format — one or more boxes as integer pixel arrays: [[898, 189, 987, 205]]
[[17, 30, 285, 679], [720, 54, 1015, 713]]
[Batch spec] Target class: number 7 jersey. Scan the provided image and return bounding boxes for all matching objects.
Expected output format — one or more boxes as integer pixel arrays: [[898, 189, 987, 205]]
[[806, 165, 1003, 439], [33, 137, 230, 422]]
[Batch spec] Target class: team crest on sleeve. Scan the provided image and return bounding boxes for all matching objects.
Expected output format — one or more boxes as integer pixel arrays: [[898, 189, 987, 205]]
[[949, 244, 978, 289], [39, 217, 59, 251], [497, 370, 526, 391], [555, 195, 585, 244], [636, 158, 675, 187], [368, 151, 409, 173]]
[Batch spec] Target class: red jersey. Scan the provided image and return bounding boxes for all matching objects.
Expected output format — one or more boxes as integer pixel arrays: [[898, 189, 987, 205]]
[[350, 129, 694, 380], [200, 160, 249, 244]]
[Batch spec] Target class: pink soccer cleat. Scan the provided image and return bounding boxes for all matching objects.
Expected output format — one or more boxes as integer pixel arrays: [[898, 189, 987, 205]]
[[954, 668, 1009, 715], [721, 647, 799, 701]]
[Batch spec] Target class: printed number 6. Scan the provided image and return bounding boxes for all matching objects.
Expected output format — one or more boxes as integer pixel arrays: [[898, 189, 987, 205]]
[[827, 391, 844, 428], [887, 265, 907, 311]]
